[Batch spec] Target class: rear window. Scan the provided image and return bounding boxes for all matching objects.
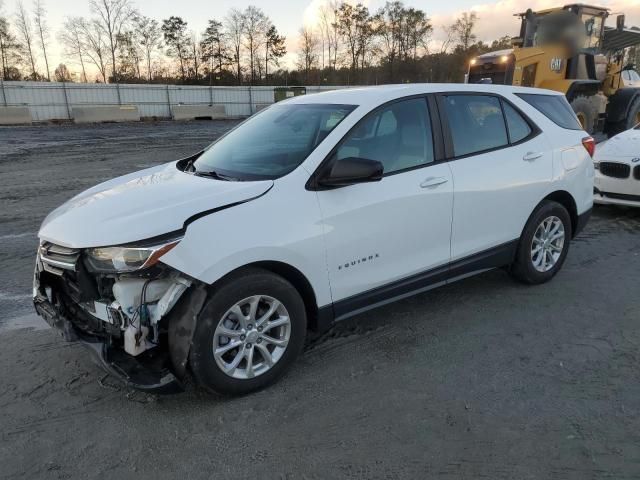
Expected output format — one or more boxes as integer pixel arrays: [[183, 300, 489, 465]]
[[516, 93, 582, 130]]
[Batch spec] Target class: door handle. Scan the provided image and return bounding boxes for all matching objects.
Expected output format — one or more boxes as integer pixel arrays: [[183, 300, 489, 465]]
[[420, 176, 449, 188], [523, 151, 543, 162]]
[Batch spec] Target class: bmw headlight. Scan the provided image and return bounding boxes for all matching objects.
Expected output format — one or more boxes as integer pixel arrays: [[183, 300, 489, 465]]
[[86, 238, 181, 273]]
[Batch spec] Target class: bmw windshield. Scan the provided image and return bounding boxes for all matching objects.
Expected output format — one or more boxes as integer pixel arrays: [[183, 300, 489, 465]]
[[191, 103, 356, 180]]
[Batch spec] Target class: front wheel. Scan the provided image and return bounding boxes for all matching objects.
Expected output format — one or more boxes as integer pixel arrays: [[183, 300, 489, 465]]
[[510, 201, 572, 285], [189, 268, 307, 395]]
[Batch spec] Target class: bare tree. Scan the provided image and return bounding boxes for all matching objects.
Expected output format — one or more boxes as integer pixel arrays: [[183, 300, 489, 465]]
[[189, 32, 200, 80], [297, 27, 318, 83], [225, 8, 244, 85], [89, 0, 136, 82], [79, 17, 109, 82], [135, 15, 161, 82], [242, 6, 269, 85], [15, 1, 37, 78], [32, 0, 49, 80], [452, 12, 477, 51], [58, 17, 88, 82]]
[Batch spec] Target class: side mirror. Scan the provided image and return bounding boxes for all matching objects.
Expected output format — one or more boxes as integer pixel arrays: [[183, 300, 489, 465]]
[[318, 157, 383, 188]]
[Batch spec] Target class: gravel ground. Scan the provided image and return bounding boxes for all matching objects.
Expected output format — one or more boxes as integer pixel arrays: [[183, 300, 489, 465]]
[[1, 122, 639, 479]]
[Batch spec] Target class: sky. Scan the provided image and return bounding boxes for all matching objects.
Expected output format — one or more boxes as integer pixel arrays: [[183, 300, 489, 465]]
[[3, 0, 640, 76]]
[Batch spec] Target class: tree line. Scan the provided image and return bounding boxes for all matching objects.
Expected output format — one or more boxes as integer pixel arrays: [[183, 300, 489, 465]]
[[0, 0, 515, 86]]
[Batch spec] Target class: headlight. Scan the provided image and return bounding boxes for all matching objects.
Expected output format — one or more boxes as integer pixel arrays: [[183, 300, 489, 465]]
[[86, 238, 181, 273]]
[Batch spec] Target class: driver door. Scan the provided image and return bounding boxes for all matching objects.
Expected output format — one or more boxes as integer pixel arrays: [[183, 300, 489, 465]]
[[314, 97, 454, 316]]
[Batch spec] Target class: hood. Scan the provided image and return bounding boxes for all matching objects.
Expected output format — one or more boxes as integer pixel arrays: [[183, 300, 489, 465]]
[[39, 162, 273, 248], [596, 129, 640, 162]]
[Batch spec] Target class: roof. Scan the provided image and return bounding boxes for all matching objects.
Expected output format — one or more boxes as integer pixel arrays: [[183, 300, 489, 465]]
[[284, 84, 564, 108], [603, 26, 640, 51], [516, 4, 609, 17]]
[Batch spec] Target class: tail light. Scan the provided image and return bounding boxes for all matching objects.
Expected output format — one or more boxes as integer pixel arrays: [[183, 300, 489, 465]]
[[582, 136, 596, 158]]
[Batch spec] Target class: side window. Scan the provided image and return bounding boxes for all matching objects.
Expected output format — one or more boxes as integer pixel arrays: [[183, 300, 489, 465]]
[[503, 102, 532, 143], [443, 95, 508, 157], [335, 98, 434, 174], [621, 71, 629, 82], [516, 93, 582, 130]]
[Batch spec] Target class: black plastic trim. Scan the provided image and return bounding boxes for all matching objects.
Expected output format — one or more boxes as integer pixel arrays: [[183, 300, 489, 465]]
[[315, 239, 519, 330], [574, 208, 592, 237], [598, 191, 640, 203]]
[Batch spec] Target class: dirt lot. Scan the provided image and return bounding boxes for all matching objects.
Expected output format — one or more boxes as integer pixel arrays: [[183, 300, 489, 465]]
[[1, 121, 639, 479]]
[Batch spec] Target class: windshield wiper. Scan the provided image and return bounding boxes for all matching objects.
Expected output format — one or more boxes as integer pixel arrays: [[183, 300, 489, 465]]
[[193, 170, 239, 181]]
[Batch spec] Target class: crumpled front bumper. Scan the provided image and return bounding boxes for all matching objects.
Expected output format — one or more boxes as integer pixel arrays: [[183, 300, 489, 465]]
[[34, 294, 184, 394]]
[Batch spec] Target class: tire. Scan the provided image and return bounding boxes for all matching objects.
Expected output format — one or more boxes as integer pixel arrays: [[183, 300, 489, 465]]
[[510, 201, 572, 285], [623, 96, 640, 130], [608, 96, 640, 137], [189, 267, 307, 395], [570, 96, 598, 134]]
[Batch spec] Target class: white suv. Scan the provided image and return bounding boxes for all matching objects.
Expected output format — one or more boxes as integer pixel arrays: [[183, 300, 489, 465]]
[[34, 84, 594, 395]]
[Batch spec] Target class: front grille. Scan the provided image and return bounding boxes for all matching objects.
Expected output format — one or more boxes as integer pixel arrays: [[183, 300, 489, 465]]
[[599, 162, 630, 179], [39, 242, 80, 276], [634, 165, 640, 180]]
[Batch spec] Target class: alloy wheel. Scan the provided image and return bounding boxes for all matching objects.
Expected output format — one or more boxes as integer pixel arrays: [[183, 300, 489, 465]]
[[213, 295, 291, 380], [530, 216, 565, 272]]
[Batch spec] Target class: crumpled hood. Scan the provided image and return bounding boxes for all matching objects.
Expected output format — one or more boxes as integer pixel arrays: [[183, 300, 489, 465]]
[[596, 129, 640, 162], [39, 162, 273, 248]]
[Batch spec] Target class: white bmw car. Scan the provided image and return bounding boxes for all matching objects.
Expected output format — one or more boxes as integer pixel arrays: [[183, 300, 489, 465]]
[[594, 124, 640, 207], [34, 84, 594, 395]]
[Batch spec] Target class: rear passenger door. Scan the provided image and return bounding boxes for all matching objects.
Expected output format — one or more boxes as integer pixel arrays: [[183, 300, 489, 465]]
[[438, 93, 552, 262]]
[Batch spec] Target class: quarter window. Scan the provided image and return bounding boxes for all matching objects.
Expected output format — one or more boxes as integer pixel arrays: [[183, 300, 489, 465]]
[[516, 93, 582, 130], [334, 98, 434, 175], [503, 102, 532, 143], [443, 95, 508, 157]]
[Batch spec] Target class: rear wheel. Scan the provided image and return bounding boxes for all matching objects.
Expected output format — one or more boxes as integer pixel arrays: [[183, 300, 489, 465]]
[[570, 96, 597, 134], [626, 96, 640, 129], [189, 268, 307, 395], [608, 96, 640, 136], [510, 201, 572, 285]]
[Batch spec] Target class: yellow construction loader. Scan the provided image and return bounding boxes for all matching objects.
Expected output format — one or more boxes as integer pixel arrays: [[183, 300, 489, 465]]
[[467, 4, 640, 136]]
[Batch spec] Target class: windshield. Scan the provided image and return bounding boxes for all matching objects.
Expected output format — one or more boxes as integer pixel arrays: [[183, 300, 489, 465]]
[[192, 103, 356, 180]]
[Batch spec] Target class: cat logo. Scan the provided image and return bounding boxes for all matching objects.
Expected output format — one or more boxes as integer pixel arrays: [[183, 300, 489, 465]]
[[550, 58, 563, 73]]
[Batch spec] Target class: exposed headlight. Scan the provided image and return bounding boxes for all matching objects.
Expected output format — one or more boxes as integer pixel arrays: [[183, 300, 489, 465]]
[[86, 238, 181, 273]]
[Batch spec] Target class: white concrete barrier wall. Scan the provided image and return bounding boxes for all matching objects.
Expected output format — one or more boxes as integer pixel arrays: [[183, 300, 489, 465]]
[[172, 105, 227, 120], [0, 82, 350, 122], [72, 106, 141, 123], [0, 106, 32, 125]]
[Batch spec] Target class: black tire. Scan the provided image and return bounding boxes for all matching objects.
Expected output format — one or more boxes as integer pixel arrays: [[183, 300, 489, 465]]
[[623, 96, 640, 130], [570, 96, 598, 134], [608, 96, 640, 137], [510, 201, 572, 285], [189, 267, 307, 395]]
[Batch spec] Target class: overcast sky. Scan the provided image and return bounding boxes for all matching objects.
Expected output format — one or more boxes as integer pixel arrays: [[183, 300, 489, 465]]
[[3, 0, 640, 75]]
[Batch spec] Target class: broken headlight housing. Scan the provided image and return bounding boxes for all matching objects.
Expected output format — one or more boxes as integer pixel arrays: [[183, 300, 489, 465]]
[[86, 238, 181, 273]]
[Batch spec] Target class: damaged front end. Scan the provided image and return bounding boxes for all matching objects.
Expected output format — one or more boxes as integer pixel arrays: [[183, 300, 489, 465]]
[[33, 238, 207, 393]]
